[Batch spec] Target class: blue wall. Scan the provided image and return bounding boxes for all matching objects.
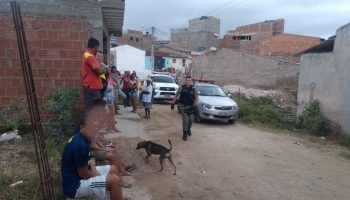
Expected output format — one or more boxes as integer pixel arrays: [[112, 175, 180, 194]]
[[145, 56, 152, 70]]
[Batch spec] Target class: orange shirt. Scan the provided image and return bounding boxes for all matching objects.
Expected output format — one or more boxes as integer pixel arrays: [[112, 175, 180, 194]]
[[82, 49, 102, 89]]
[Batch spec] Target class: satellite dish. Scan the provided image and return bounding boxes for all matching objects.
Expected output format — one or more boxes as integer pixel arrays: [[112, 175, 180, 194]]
[[210, 47, 217, 51]]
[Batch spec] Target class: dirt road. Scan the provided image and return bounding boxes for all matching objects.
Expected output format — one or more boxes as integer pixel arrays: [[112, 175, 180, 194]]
[[116, 104, 350, 200]]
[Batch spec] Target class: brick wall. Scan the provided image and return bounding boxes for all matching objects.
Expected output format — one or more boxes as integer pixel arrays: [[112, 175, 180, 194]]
[[220, 33, 321, 63], [258, 33, 321, 63], [0, 12, 91, 110]]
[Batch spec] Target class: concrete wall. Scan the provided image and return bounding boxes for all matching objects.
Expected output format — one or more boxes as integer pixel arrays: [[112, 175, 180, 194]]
[[192, 48, 299, 90], [171, 16, 220, 51], [188, 16, 220, 34], [297, 23, 350, 135]]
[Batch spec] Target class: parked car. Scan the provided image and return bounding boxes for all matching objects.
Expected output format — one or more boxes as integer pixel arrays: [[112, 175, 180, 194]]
[[194, 82, 239, 124], [151, 73, 179, 100]]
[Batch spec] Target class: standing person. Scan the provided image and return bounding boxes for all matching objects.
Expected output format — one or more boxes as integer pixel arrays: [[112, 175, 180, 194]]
[[138, 80, 144, 108], [61, 101, 123, 200], [104, 69, 120, 133], [129, 74, 138, 113], [149, 79, 156, 109], [95, 51, 108, 96], [122, 71, 131, 108], [111, 66, 123, 114], [142, 79, 153, 119], [114, 70, 127, 111], [82, 37, 105, 110], [171, 76, 199, 141]]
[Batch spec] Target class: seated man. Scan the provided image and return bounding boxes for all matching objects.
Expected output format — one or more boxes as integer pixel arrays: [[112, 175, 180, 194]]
[[61, 101, 123, 200], [75, 118, 136, 178]]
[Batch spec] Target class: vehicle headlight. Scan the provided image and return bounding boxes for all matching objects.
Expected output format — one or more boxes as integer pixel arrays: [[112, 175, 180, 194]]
[[232, 106, 238, 111], [202, 103, 213, 109], [154, 85, 160, 90]]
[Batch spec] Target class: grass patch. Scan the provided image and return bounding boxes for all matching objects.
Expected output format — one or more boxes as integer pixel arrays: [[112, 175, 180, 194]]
[[339, 151, 350, 160], [233, 95, 294, 130], [338, 136, 350, 150]]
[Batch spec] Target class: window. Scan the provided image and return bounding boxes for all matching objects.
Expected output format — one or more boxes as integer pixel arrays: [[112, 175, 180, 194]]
[[182, 59, 186, 67], [233, 35, 252, 41], [130, 37, 133, 41], [136, 38, 139, 42], [152, 76, 175, 83], [173, 59, 176, 63]]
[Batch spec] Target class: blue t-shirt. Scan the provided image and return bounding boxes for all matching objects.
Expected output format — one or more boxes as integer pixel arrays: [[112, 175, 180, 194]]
[[61, 132, 91, 198]]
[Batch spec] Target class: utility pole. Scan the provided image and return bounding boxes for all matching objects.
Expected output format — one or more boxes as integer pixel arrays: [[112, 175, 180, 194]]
[[151, 26, 155, 72]]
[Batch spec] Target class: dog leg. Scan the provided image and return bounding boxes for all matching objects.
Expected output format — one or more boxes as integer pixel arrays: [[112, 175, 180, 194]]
[[168, 155, 177, 175], [158, 156, 165, 172], [145, 153, 151, 163]]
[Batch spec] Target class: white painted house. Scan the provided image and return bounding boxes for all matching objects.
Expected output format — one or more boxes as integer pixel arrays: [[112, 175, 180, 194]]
[[170, 57, 188, 73], [110, 45, 150, 79]]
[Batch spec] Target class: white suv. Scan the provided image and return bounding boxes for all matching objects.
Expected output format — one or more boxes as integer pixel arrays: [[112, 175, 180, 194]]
[[151, 74, 179, 100]]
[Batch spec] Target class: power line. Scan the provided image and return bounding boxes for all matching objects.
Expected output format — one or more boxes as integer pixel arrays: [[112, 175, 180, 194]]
[[210, 0, 250, 16], [204, 0, 237, 16]]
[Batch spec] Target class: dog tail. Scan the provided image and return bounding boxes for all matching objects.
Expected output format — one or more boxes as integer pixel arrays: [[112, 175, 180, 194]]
[[168, 139, 172, 152]]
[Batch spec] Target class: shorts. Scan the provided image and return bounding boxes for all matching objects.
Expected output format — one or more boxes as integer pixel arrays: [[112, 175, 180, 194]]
[[83, 87, 103, 110], [130, 90, 137, 97], [90, 150, 108, 160], [143, 102, 150, 108], [74, 165, 110, 199]]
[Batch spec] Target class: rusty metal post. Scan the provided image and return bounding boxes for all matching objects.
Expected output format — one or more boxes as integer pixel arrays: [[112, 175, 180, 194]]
[[10, 1, 54, 199]]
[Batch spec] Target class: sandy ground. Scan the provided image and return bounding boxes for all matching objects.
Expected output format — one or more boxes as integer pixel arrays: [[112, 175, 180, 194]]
[[111, 104, 350, 200]]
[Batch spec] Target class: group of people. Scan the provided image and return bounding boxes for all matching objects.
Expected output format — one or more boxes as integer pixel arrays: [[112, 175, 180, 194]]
[[60, 37, 199, 200], [119, 70, 155, 119], [61, 37, 138, 200]]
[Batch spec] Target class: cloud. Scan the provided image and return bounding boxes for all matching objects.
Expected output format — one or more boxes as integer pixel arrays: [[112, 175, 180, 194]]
[[123, 0, 350, 40]]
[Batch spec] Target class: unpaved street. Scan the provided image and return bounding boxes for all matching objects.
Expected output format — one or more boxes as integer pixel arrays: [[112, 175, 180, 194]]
[[116, 104, 350, 200]]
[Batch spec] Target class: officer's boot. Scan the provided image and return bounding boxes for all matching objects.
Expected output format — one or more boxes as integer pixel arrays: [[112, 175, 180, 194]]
[[182, 131, 188, 141]]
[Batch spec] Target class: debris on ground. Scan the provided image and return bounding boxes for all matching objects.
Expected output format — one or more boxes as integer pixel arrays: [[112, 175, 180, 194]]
[[9, 180, 24, 187], [0, 130, 22, 143], [224, 84, 297, 109]]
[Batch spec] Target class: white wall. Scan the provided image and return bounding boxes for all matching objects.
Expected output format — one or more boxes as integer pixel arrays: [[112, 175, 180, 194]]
[[297, 23, 350, 135], [170, 58, 188, 72], [110, 45, 150, 79]]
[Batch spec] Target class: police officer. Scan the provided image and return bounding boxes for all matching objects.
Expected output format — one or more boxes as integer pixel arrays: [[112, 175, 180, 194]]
[[171, 76, 199, 141]]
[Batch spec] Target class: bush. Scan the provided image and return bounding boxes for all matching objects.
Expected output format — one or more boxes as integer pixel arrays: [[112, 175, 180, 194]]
[[42, 88, 83, 142], [0, 100, 31, 134], [297, 100, 331, 136], [233, 95, 292, 128]]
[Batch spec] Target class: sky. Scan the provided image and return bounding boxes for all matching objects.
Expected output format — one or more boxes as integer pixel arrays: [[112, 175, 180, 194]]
[[123, 0, 350, 40]]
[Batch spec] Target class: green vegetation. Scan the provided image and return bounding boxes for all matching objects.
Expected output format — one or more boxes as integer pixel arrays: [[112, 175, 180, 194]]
[[296, 100, 331, 136], [233, 94, 350, 150], [0, 100, 31, 135], [233, 94, 294, 129], [42, 88, 83, 142]]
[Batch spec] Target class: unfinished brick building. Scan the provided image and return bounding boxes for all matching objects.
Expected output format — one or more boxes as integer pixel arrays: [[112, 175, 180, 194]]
[[221, 19, 323, 63], [0, 0, 125, 109], [116, 29, 153, 49]]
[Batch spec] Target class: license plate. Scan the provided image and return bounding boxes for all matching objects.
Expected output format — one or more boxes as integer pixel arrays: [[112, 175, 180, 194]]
[[164, 95, 171, 98], [218, 112, 230, 116]]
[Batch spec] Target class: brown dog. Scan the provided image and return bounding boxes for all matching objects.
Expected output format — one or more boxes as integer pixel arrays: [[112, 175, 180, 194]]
[[136, 139, 176, 175]]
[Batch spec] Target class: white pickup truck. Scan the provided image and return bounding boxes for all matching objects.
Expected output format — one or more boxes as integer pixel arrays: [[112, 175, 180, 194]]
[[151, 73, 179, 100]]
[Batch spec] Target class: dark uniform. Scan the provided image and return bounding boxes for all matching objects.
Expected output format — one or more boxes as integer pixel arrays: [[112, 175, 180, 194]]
[[176, 84, 198, 141]]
